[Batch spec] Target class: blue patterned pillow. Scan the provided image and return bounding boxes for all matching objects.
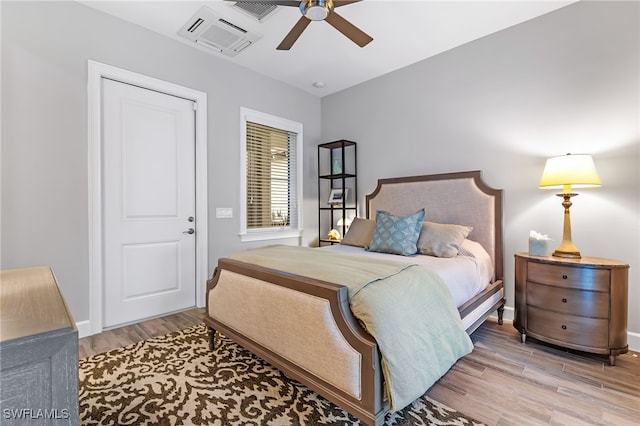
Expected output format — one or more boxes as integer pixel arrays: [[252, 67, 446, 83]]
[[367, 209, 425, 256]]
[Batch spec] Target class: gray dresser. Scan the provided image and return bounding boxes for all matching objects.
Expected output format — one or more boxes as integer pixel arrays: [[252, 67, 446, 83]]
[[0, 266, 79, 425]]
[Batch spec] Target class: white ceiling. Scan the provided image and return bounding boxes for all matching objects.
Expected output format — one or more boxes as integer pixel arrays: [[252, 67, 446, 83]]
[[80, 0, 576, 97]]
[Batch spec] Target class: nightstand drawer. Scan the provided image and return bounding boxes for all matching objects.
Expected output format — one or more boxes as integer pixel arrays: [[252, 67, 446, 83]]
[[526, 283, 609, 318], [528, 262, 609, 291], [528, 306, 609, 348]]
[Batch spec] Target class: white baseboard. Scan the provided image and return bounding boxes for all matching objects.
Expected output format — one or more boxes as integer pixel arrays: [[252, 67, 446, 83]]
[[627, 331, 640, 352], [492, 305, 514, 323], [76, 320, 92, 339]]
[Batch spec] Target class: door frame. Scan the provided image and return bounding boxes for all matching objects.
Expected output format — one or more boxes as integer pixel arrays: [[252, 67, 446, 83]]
[[87, 60, 208, 336]]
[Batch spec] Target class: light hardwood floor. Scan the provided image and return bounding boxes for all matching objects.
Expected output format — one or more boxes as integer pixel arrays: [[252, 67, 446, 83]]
[[427, 319, 639, 426], [78, 308, 205, 358], [79, 309, 640, 425]]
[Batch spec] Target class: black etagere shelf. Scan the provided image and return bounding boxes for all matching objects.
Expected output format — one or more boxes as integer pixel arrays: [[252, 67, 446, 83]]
[[317, 140, 357, 246]]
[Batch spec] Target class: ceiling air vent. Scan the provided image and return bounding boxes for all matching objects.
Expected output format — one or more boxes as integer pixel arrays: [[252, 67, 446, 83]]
[[232, 2, 278, 22], [178, 7, 262, 57]]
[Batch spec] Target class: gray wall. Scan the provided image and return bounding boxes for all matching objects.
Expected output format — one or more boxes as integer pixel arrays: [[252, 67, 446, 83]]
[[1, 1, 322, 323], [321, 0, 640, 343], [2, 1, 639, 347]]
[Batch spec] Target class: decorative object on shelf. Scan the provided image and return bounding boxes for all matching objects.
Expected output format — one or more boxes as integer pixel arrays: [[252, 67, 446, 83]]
[[528, 230, 551, 256], [332, 158, 342, 175], [539, 153, 601, 259], [318, 140, 357, 246], [327, 229, 341, 241], [328, 187, 348, 205]]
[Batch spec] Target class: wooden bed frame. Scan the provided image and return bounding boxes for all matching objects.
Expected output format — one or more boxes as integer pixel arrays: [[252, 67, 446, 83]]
[[204, 171, 504, 426]]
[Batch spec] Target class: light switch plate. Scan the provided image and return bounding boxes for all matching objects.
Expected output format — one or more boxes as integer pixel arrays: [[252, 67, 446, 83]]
[[216, 208, 233, 219]]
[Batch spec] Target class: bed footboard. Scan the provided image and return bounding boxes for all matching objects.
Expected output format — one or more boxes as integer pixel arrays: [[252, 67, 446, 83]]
[[204, 258, 388, 426]]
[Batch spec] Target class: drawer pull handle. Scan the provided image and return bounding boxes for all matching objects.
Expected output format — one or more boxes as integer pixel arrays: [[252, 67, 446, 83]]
[[562, 274, 568, 279], [561, 325, 567, 330], [562, 298, 568, 303]]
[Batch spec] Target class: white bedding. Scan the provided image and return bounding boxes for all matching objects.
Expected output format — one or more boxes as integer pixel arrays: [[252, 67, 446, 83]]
[[321, 239, 493, 308]]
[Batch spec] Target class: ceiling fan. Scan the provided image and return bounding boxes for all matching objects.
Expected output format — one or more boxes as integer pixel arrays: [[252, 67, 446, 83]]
[[229, 0, 373, 50]]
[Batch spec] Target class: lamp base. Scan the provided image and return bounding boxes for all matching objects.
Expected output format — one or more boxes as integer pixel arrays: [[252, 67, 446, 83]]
[[552, 249, 581, 259], [552, 192, 582, 259], [552, 239, 581, 259]]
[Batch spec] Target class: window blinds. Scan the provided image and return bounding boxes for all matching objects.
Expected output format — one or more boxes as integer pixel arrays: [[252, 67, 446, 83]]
[[246, 121, 297, 230]]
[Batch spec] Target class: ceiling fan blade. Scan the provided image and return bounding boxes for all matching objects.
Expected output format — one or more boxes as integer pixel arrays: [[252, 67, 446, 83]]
[[324, 11, 373, 47], [333, 0, 363, 7], [277, 16, 311, 50], [226, 1, 301, 6]]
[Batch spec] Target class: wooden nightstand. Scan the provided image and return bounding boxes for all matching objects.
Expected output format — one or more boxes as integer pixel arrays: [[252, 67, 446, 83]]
[[514, 253, 629, 365]]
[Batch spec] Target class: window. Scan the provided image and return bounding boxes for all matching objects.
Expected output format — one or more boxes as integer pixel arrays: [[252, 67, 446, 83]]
[[240, 108, 303, 242]]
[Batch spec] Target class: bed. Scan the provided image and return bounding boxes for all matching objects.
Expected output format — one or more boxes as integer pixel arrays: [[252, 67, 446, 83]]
[[204, 171, 504, 426]]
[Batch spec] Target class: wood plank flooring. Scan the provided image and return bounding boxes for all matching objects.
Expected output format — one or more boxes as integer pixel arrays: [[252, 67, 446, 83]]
[[79, 309, 640, 425], [78, 308, 204, 358], [427, 319, 639, 425]]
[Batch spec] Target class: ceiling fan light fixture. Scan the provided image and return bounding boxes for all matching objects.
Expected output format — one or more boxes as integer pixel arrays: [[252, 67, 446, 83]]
[[300, 0, 333, 21], [269, 0, 371, 51]]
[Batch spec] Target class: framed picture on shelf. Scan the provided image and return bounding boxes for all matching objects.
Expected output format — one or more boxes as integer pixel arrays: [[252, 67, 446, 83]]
[[328, 188, 349, 205]]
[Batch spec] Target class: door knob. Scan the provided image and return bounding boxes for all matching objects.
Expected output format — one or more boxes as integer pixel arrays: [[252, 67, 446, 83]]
[[183, 228, 195, 235]]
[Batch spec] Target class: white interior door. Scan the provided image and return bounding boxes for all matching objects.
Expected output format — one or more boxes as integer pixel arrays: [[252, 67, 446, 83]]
[[102, 78, 196, 328]]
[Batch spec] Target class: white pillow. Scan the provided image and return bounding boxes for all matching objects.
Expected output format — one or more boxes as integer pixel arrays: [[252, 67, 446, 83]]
[[459, 239, 495, 282], [459, 239, 488, 259]]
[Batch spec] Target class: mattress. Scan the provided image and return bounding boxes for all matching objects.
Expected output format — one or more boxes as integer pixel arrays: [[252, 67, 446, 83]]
[[321, 239, 493, 308]]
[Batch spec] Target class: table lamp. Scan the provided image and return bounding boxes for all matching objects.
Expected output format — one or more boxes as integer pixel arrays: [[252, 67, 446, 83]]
[[539, 153, 601, 258]]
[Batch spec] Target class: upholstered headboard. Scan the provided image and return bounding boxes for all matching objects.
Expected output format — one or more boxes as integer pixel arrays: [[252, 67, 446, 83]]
[[366, 171, 503, 281]]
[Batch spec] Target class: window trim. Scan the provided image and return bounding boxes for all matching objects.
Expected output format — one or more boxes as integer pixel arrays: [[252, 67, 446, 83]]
[[239, 107, 303, 242]]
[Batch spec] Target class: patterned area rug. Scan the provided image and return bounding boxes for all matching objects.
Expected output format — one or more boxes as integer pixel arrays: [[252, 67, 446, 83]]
[[79, 324, 484, 425]]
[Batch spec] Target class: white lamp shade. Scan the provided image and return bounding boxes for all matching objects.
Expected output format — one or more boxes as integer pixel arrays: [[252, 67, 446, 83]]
[[539, 154, 602, 190], [336, 217, 352, 228]]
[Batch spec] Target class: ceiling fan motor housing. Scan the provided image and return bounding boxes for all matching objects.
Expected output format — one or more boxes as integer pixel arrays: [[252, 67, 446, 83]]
[[300, 0, 333, 21]]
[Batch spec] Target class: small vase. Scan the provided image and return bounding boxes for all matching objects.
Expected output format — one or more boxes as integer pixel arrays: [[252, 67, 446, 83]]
[[332, 159, 342, 175]]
